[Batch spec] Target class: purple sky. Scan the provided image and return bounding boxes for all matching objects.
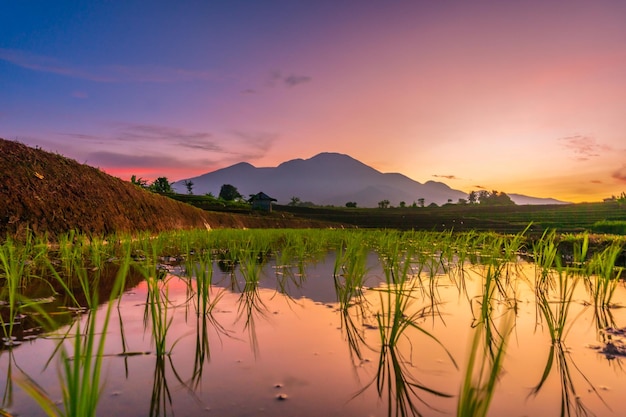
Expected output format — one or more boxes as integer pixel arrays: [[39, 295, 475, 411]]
[[2, 1, 626, 202]]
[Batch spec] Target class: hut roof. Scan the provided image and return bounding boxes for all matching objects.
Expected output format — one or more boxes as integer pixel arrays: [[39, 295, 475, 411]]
[[248, 192, 277, 202]]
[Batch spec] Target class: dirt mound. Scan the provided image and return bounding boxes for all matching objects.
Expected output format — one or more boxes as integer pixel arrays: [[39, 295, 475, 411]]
[[0, 139, 327, 238]]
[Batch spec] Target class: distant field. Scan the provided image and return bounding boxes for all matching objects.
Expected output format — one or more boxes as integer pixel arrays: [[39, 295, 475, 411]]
[[274, 202, 626, 234], [168, 194, 626, 234]]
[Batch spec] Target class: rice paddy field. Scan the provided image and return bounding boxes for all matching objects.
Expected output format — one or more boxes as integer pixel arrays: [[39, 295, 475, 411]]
[[1, 228, 626, 417]]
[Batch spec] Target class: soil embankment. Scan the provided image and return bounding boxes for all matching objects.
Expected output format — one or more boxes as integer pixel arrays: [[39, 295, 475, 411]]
[[0, 139, 333, 239]]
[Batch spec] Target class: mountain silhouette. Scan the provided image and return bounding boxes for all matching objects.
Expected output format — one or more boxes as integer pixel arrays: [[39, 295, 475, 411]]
[[173, 152, 567, 207]]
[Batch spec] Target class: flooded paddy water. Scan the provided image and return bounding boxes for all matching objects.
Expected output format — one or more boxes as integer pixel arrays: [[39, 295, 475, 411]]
[[1, 229, 626, 416]]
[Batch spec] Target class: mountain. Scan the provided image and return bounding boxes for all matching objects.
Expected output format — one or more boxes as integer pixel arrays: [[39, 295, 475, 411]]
[[507, 194, 566, 205], [0, 138, 329, 237], [173, 152, 568, 207]]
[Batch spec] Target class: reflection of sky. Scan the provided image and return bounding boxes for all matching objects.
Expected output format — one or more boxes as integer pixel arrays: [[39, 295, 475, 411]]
[[3, 261, 626, 416], [210, 251, 386, 304], [3, 2, 626, 202]]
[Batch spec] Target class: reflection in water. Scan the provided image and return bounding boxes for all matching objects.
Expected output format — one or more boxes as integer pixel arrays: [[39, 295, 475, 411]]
[[4, 240, 626, 417], [532, 264, 608, 417], [348, 261, 457, 417], [530, 342, 602, 417]]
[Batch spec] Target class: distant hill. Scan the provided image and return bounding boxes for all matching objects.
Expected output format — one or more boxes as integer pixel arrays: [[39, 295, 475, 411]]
[[173, 152, 568, 207], [0, 139, 326, 238]]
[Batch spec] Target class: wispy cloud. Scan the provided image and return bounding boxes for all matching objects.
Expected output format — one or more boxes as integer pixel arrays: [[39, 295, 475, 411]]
[[558, 135, 611, 161], [59, 123, 222, 151], [612, 164, 626, 183], [432, 174, 459, 180], [114, 123, 221, 150], [269, 70, 312, 88], [86, 151, 179, 168], [0, 48, 220, 83]]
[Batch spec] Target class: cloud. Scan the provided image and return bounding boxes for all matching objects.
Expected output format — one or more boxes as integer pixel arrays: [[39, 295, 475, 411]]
[[59, 123, 221, 151], [284, 74, 312, 87], [473, 185, 486, 189], [612, 164, 626, 183], [432, 174, 459, 180], [0, 48, 219, 83], [114, 123, 222, 151], [86, 151, 178, 168], [558, 135, 610, 160], [269, 70, 312, 88]]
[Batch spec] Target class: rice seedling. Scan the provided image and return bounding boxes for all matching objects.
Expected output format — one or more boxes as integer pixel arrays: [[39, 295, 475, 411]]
[[457, 308, 514, 417], [526, 235, 609, 416], [353, 245, 457, 417], [0, 238, 31, 347], [585, 241, 624, 309], [15, 241, 131, 417], [333, 234, 371, 309]]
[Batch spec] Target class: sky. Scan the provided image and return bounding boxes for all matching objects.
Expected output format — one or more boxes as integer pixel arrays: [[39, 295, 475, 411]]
[[2, 1, 626, 203]]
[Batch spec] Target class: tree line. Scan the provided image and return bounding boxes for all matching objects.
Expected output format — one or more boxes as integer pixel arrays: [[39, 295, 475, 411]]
[[131, 176, 516, 208]]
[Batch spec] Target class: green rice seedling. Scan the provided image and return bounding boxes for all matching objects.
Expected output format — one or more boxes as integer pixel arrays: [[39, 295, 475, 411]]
[[457, 308, 514, 417], [586, 241, 624, 309], [356, 254, 457, 416], [533, 230, 563, 290], [0, 232, 48, 346], [143, 274, 174, 357], [458, 260, 518, 417], [184, 249, 218, 317], [333, 234, 371, 310], [0, 238, 28, 346], [236, 250, 268, 356], [534, 265, 580, 345], [16, 243, 131, 417], [529, 263, 602, 415]]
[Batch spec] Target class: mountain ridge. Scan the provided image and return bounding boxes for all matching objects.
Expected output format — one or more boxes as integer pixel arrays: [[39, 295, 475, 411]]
[[173, 152, 568, 207]]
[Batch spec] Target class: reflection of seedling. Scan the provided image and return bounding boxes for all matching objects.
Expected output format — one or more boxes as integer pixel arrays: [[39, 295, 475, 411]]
[[355, 254, 457, 417], [530, 341, 605, 417]]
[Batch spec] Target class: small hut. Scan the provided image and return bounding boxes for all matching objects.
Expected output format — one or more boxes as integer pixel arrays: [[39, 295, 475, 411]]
[[249, 192, 277, 212]]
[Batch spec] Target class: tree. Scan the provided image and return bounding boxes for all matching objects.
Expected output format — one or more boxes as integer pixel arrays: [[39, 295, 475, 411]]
[[130, 175, 148, 188], [417, 198, 425, 208], [399, 201, 406, 208], [457, 198, 467, 205], [150, 177, 172, 193], [184, 180, 194, 195], [378, 199, 390, 209], [345, 201, 357, 208], [219, 184, 242, 201], [470, 189, 515, 206], [289, 196, 301, 206], [468, 191, 478, 204]]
